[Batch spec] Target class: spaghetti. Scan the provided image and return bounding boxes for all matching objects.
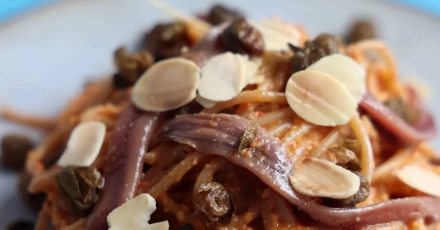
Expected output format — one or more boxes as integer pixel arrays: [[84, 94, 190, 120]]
[[2, 2, 439, 230]]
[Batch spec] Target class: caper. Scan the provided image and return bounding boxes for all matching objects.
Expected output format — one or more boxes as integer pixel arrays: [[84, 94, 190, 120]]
[[289, 34, 342, 73], [289, 48, 310, 74], [221, 18, 264, 56], [112, 73, 131, 89], [355, 172, 370, 203], [1, 135, 34, 170], [311, 34, 341, 53], [195, 182, 235, 224], [384, 97, 421, 125], [56, 166, 104, 215], [322, 172, 369, 208], [113, 47, 154, 88], [323, 144, 369, 208], [207, 4, 243, 25], [305, 34, 341, 63], [145, 22, 189, 60], [329, 146, 360, 171], [339, 139, 362, 157], [237, 120, 258, 155], [345, 20, 376, 44]]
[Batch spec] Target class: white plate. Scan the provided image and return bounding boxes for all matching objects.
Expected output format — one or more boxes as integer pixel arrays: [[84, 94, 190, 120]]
[[0, 0, 439, 228]]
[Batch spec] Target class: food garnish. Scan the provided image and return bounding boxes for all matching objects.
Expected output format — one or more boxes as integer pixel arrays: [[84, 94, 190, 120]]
[[113, 47, 154, 88], [396, 164, 440, 197], [252, 18, 302, 50], [221, 18, 264, 56], [1, 135, 34, 170], [289, 157, 360, 199], [107, 193, 169, 230], [307, 54, 366, 102], [206, 4, 243, 25], [58, 121, 106, 167], [4, 2, 440, 230], [237, 120, 258, 155], [195, 95, 217, 108], [345, 20, 376, 44], [285, 70, 357, 126], [132, 58, 200, 112], [289, 34, 341, 73], [195, 182, 235, 223], [198, 52, 247, 101], [56, 166, 104, 214]]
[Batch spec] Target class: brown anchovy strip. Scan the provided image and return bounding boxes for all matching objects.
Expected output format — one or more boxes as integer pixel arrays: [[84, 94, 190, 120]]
[[87, 25, 229, 230], [164, 113, 440, 228], [360, 90, 436, 145], [86, 106, 161, 230]]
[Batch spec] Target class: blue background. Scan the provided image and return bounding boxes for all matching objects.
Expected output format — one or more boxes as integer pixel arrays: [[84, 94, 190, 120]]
[[0, 0, 58, 22], [0, 0, 440, 23]]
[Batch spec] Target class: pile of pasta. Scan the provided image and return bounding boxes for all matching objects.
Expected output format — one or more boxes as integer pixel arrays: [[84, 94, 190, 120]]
[[2, 2, 439, 230]]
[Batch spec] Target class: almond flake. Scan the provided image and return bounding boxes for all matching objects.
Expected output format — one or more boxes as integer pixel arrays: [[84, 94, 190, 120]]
[[195, 95, 217, 108], [285, 70, 358, 126], [289, 157, 360, 199], [307, 54, 366, 103], [252, 19, 301, 51], [244, 57, 263, 85], [108, 193, 169, 230], [198, 52, 247, 101], [196, 54, 260, 107], [58, 121, 106, 167], [261, 19, 301, 43], [132, 58, 200, 112], [396, 164, 440, 197]]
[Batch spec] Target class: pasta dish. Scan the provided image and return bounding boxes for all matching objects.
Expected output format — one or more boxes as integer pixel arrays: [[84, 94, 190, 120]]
[[1, 1, 439, 230]]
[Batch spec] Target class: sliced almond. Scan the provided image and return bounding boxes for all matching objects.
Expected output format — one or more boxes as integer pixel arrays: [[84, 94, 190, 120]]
[[196, 55, 260, 108], [58, 121, 106, 167], [396, 164, 440, 197], [290, 157, 360, 199], [285, 70, 357, 126], [253, 24, 289, 51], [252, 19, 301, 51], [261, 18, 301, 44], [198, 52, 247, 101], [108, 193, 169, 230], [195, 95, 217, 108], [362, 221, 407, 230], [132, 58, 200, 112], [244, 57, 263, 85], [307, 54, 366, 103]]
